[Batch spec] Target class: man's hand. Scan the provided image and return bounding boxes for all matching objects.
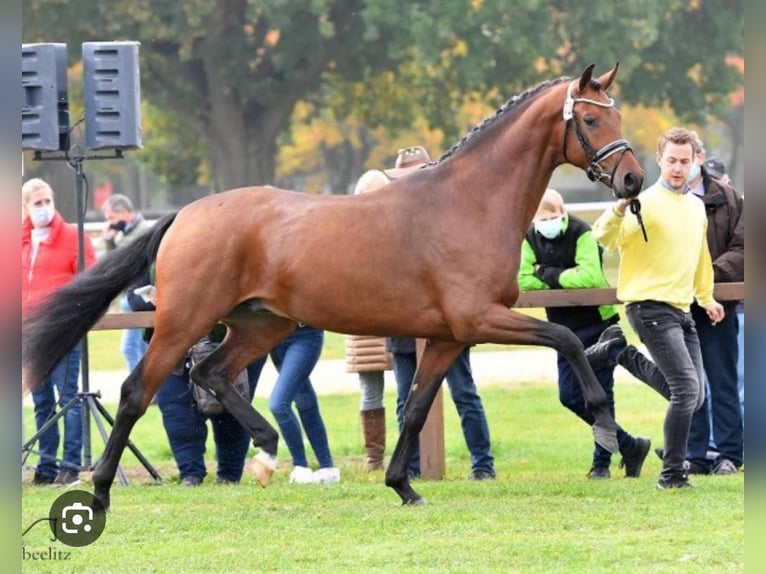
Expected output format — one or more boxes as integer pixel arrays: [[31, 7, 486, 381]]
[[704, 300, 725, 324], [612, 198, 631, 217], [102, 221, 117, 241]]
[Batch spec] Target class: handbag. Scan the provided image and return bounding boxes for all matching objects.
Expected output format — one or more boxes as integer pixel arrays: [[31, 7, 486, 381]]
[[188, 338, 250, 417]]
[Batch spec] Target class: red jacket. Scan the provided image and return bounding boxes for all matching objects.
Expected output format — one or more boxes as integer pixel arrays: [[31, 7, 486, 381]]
[[22, 212, 96, 317]]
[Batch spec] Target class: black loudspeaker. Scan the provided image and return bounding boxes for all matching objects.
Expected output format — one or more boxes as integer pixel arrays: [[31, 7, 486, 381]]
[[83, 41, 142, 150], [22, 43, 69, 151]]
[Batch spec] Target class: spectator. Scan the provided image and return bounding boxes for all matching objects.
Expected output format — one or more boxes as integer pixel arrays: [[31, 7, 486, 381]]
[[127, 273, 267, 485], [682, 145, 744, 475], [384, 146, 496, 481], [267, 326, 341, 484], [101, 194, 153, 372], [344, 169, 394, 472], [22, 177, 96, 486], [519, 188, 650, 479], [590, 126, 724, 489]]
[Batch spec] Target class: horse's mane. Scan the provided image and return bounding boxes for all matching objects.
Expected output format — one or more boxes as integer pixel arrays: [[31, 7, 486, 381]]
[[432, 75, 574, 166]]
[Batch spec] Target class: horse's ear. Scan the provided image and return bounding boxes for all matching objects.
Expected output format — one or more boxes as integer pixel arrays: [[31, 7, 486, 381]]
[[597, 62, 620, 92], [578, 63, 596, 94]]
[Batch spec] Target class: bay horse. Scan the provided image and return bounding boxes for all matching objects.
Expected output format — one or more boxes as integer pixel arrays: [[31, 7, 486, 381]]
[[22, 63, 644, 509]]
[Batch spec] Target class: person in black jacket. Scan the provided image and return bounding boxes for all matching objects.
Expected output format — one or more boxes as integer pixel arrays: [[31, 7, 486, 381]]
[[681, 146, 744, 475], [519, 188, 650, 479]]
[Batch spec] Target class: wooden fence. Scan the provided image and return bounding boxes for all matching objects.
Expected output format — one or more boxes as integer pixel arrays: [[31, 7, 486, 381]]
[[90, 282, 744, 479]]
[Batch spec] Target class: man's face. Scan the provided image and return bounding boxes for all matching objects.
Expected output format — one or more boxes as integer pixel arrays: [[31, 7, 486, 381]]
[[656, 141, 694, 190], [102, 207, 125, 225]]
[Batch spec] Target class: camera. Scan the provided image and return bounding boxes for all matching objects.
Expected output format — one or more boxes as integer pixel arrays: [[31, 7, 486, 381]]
[[61, 502, 93, 534]]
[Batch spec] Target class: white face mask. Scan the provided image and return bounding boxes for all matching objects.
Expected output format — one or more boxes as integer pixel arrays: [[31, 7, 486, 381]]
[[535, 215, 564, 239], [30, 205, 55, 228]]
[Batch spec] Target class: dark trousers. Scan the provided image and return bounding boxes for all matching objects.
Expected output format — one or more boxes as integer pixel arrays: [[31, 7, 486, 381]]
[[558, 321, 634, 469], [393, 348, 494, 476], [154, 358, 265, 482], [624, 302, 704, 480], [687, 306, 742, 467]]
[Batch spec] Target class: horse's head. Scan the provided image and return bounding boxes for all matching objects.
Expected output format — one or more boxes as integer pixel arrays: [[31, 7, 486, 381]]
[[561, 63, 644, 199]]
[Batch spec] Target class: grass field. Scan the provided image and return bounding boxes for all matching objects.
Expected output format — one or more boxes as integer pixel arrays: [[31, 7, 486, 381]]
[[21, 383, 744, 573]]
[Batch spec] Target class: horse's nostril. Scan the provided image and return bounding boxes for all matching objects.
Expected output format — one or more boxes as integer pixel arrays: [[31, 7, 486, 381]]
[[623, 172, 641, 197]]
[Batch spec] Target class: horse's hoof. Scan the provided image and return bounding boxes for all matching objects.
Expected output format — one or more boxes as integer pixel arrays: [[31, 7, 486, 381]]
[[250, 451, 277, 487], [402, 496, 426, 506], [593, 424, 619, 454]]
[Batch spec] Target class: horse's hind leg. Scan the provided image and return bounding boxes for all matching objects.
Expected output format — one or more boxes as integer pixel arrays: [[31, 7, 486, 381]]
[[189, 313, 297, 487], [466, 306, 618, 453], [93, 334, 196, 510], [385, 340, 465, 505]]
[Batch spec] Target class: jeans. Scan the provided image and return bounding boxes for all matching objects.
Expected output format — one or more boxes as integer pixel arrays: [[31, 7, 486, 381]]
[[267, 326, 333, 469], [687, 306, 743, 468], [392, 347, 494, 476], [32, 345, 82, 476], [120, 296, 148, 372], [155, 356, 266, 482], [558, 321, 635, 469], [625, 302, 704, 479], [359, 370, 385, 411]]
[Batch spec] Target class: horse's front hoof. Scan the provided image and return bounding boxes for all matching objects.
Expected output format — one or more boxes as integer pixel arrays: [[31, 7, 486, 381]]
[[250, 451, 277, 487], [593, 424, 619, 454]]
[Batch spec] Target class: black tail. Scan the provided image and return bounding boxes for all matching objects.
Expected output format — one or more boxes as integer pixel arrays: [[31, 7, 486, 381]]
[[22, 212, 177, 391]]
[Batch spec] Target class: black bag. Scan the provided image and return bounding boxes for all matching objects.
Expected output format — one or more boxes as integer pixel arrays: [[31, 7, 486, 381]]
[[188, 338, 250, 417]]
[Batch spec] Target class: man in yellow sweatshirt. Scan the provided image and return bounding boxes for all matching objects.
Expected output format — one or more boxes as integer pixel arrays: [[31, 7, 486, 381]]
[[590, 126, 724, 489]]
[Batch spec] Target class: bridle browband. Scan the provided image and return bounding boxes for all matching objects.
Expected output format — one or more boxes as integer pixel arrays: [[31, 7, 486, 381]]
[[561, 80, 632, 191]]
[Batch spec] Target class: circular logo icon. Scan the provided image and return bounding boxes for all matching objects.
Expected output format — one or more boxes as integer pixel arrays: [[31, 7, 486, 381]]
[[48, 490, 106, 547]]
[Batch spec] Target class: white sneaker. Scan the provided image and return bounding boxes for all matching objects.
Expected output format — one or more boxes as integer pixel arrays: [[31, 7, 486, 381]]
[[313, 467, 341, 484], [289, 466, 314, 484]]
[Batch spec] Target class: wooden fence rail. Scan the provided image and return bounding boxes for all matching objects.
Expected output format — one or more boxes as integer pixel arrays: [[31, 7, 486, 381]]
[[89, 282, 744, 479]]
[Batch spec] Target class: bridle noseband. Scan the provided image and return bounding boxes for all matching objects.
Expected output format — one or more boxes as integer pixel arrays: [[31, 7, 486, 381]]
[[562, 80, 631, 190]]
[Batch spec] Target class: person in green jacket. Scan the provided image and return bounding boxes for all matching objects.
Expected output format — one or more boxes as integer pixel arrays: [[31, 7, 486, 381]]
[[519, 188, 650, 479]]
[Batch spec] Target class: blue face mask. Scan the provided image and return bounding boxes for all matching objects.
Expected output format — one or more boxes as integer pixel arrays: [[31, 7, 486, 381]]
[[30, 205, 55, 228], [686, 162, 700, 183], [535, 216, 564, 239]]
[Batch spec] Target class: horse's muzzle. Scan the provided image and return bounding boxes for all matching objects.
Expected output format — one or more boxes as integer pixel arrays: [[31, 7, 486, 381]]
[[614, 170, 643, 199]]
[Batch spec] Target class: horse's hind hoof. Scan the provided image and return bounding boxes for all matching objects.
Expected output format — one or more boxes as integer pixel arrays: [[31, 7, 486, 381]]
[[593, 424, 619, 454], [250, 451, 277, 487], [403, 496, 426, 506]]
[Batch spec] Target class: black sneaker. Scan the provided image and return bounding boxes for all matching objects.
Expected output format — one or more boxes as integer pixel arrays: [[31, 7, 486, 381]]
[[52, 469, 81, 487], [181, 476, 203, 487], [587, 466, 611, 479], [657, 474, 693, 489], [712, 458, 739, 475], [620, 437, 651, 478], [216, 477, 239, 485], [32, 472, 56, 485], [468, 469, 496, 481], [584, 324, 627, 368]]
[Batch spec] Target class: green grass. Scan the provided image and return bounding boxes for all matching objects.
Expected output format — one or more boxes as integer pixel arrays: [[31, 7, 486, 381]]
[[21, 383, 743, 573]]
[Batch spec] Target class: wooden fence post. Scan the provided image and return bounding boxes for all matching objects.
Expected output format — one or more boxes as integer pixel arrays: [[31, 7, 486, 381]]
[[416, 338, 446, 480]]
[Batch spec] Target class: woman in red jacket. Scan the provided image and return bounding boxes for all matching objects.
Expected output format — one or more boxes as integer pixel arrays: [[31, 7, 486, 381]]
[[22, 178, 95, 486]]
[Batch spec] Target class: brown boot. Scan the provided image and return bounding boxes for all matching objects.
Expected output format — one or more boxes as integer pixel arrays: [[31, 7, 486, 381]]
[[361, 408, 386, 471]]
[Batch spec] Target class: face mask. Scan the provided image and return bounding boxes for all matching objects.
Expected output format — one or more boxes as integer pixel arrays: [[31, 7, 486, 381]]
[[535, 216, 564, 239], [109, 220, 128, 233], [30, 205, 55, 228], [686, 162, 700, 183]]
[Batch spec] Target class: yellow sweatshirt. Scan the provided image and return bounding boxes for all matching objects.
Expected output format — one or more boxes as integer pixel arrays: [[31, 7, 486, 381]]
[[591, 181, 715, 312]]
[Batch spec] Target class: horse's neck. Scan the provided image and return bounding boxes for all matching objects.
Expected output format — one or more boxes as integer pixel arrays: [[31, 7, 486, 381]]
[[439, 111, 560, 244]]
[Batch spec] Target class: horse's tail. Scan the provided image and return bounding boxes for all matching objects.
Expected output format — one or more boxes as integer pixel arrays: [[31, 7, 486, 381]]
[[22, 212, 178, 393]]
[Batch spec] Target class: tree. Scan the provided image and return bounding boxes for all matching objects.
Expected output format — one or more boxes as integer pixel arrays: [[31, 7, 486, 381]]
[[23, 0, 743, 194]]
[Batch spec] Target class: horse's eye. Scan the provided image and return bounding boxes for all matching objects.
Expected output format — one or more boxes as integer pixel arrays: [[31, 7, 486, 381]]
[[583, 116, 597, 128]]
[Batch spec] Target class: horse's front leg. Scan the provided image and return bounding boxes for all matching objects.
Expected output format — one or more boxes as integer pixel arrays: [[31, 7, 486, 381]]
[[464, 305, 618, 453], [385, 340, 465, 505]]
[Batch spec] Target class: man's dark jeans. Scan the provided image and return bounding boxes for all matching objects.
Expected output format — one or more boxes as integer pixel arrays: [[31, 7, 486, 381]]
[[625, 301, 704, 480], [687, 306, 743, 468]]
